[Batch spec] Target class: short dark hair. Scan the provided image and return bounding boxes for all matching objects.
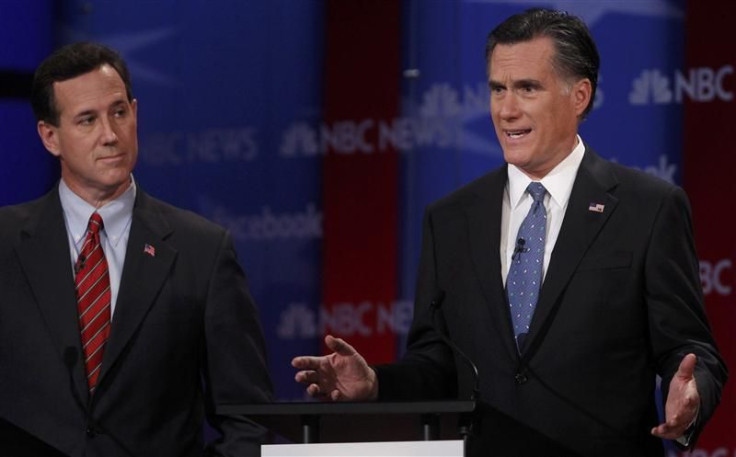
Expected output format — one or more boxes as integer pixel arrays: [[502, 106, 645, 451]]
[[31, 42, 133, 126], [485, 8, 600, 119]]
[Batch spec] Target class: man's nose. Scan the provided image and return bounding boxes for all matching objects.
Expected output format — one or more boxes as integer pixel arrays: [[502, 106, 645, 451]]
[[100, 116, 118, 145], [497, 93, 521, 119]]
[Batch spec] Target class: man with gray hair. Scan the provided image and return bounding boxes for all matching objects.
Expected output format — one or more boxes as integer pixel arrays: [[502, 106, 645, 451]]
[[293, 9, 727, 456]]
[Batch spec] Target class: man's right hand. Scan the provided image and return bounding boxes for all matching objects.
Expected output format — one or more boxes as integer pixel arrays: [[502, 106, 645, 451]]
[[292, 335, 378, 401]]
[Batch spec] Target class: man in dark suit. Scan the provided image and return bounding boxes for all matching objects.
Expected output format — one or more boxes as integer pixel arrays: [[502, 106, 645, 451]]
[[292, 9, 727, 457], [0, 42, 272, 456]]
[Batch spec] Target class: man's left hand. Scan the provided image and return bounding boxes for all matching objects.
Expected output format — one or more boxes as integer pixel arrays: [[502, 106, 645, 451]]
[[651, 353, 700, 440]]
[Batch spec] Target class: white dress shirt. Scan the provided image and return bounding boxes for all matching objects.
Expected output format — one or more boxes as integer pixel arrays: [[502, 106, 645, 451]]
[[59, 178, 136, 318], [500, 136, 586, 285]]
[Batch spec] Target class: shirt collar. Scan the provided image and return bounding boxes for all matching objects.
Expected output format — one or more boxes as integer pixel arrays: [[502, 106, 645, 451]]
[[59, 177, 137, 248], [507, 135, 586, 209]]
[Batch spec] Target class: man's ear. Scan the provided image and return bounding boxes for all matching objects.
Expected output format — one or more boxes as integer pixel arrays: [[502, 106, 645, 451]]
[[572, 78, 593, 118], [37, 121, 61, 157]]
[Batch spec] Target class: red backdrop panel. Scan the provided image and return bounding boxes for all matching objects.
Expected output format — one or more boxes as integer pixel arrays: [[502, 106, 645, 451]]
[[322, 0, 401, 363], [683, 1, 736, 451]]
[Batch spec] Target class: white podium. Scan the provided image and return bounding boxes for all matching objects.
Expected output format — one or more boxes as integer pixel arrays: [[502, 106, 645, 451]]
[[263, 440, 463, 457]]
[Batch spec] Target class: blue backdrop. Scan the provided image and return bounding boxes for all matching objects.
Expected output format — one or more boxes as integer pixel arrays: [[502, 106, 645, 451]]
[[0, 0, 690, 411]]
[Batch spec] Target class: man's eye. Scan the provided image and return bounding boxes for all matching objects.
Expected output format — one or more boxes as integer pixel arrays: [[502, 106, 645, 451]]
[[79, 117, 94, 125]]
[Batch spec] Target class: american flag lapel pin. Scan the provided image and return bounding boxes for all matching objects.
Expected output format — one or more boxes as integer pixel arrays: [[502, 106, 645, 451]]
[[143, 243, 156, 257], [588, 202, 605, 213]]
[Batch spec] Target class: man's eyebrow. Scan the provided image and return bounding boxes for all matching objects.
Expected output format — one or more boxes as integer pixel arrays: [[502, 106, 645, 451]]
[[512, 79, 543, 88], [515, 79, 545, 90], [71, 98, 129, 119], [72, 109, 96, 120], [488, 78, 544, 89]]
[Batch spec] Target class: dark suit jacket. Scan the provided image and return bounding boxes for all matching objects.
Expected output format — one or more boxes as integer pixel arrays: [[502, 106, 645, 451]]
[[0, 187, 272, 457], [376, 148, 727, 457]]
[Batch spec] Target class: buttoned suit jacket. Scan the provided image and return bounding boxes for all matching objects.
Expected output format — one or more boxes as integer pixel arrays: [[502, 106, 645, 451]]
[[0, 187, 272, 457], [376, 147, 727, 457]]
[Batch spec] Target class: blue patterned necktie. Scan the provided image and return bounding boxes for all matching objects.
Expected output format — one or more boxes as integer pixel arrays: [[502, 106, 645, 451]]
[[507, 182, 547, 351]]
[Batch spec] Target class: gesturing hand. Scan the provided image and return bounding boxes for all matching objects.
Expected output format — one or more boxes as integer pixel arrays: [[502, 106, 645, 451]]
[[292, 335, 378, 401], [651, 353, 700, 440]]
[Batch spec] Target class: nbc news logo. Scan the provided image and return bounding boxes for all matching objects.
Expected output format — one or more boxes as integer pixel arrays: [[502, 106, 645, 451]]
[[276, 300, 414, 339], [629, 66, 734, 105], [277, 303, 317, 339], [629, 70, 672, 104]]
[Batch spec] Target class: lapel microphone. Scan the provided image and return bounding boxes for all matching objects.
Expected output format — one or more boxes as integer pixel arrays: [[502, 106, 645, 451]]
[[74, 254, 86, 275], [513, 238, 526, 260], [428, 290, 481, 402]]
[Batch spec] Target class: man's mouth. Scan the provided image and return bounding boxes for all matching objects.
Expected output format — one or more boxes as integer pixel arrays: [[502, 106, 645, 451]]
[[98, 152, 125, 160], [505, 129, 532, 139]]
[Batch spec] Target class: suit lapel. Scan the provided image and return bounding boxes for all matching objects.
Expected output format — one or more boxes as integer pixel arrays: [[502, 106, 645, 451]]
[[97, 191, 176, 386], [464, 167, 518, 359], [523, 148, 619, 358], [15, 190, 90, 399]]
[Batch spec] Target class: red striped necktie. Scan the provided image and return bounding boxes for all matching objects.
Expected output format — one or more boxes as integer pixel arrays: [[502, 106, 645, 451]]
[[75, 212, 111, 393]]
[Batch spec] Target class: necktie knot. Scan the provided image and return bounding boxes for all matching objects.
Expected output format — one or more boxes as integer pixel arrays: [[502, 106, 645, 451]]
[[87, 212, 104, 235], [527, 182, 546, 203]]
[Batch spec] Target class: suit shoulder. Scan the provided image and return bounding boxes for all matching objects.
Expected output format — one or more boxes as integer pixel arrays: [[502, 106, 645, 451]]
[[0, 192, 52, 216], [605, 160, 685, 201], [140, 194, 228, 240], [426, 167, 505, 215], [0, 193, 54, 234]]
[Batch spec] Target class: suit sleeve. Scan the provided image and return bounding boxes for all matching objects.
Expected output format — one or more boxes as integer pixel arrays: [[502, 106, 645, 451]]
[[645, 186, 728, 446], [201, 231, 273, 456], [375, 207, 457, 400]]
